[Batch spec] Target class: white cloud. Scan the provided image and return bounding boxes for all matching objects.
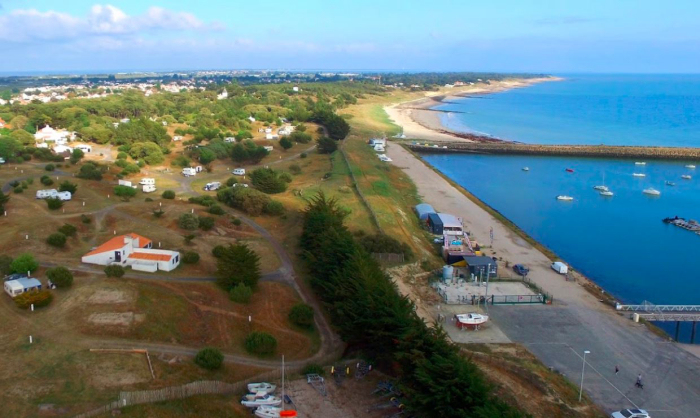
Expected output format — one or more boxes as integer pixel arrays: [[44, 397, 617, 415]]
[[0, 4, 222, 42]]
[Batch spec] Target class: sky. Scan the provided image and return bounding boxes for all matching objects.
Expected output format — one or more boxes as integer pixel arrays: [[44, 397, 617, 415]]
[[0, 0, 699, 74]]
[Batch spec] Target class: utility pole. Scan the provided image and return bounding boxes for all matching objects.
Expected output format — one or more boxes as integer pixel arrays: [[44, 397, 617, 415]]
[[579, 350, 591, 402]]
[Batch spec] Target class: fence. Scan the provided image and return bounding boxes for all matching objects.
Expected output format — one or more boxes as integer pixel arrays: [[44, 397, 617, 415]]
[[371, 252, 405, 264], [438, 292, 551, 305]]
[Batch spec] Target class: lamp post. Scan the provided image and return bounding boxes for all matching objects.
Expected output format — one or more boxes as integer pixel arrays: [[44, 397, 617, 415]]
[[579, 350, 591, 402]]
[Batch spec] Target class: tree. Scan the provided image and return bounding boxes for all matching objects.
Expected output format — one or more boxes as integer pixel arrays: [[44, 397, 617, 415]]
[[58, 223, 77, 237], [114, 185, 137, 200], [289, 131, 312, 144], [58, 181, 78, 194], [317, 136, 337, 154], [0, 137, 21, 161], [161, 190, 176, 199], [47, 266, 74, 288], [129, 141, 165, 165], [250, 168, 288, 194], [198, 216, 215, 231], [10, 253, 38, 274], [279, 137, 293, 150], [216, 243, 261, 290], [46, 198, 63, 210], [178, 213, 199, 230], [230, 143, 249, 162], [198, 148, 216, 164], [46, 233, 67, 247], [244, 332, 277, 355], [217, 187, 271, 216], [288, 303, 315, 329], [229, 283, 253, 304], [194, 347, 224, 370], [76, 162, 104, 180], [182, 251, 200, 264], [0, 190, 10, 212], [104, 265, 125, 278], [69, 148, 84, 164], [9, 129, 34, 146]]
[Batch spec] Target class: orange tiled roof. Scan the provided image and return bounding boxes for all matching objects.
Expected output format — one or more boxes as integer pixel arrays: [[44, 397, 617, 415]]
[[129, 252, 173, 262], [83, 233, 152, 257]]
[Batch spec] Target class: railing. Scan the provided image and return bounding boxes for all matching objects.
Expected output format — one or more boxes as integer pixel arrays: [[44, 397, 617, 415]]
[[616, 302, 700, 312]]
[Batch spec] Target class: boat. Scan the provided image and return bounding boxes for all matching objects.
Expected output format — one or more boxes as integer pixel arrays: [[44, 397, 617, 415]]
[[248, 382, 276, 395], [565, 168, 574, 173], [666, 181, 676, 186], [556, 195, 574, 201], [685, 165, 696, 169], [254, 356, 298, 418], [241, 393, 282, 408], [635, 162, 646, 165], [681, 174, 692, 180], [522, 167, 529, 171], [455, 313, 489, 329], [600, 190, 614, 196], [593, 185, 609, 192], [632, 173, 646, 177], [643, 188, 661, 196]]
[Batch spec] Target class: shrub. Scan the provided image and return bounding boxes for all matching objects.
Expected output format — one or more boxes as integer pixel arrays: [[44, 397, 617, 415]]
[[244, 332, 277, 355], [178, 213, 199, 230], [45, 163, 55, 171], [183, 234, 196, 245], [172, 155, 191, 167], [198, 216, 215, 231], [182, 251, 200, 264], [279, 172, 292, 183], [47, 266, 73, 288], [289, 164, 302, 175], [289, 131, 312, 144], [229, 283, 253, 304], [58, 223, 77, 237], [10, 253, 38, 274], [208, 204, 225, 215], [81, 214, 91, 224], [117, 152, 128, 160], [114, 186, 138, 200], [40, 176, 54, 186], [212, 245, 226, 258], [13, 186, 23, 194], [76, 162, 104, 180], [301, 363, 325, 377], [104, 265, 125, 278], [300, 152, 308, 159], [152, 208, 165, 218], [70, 148, 84, 165], [46, 233, 67, 248], [9, 180, 19, 188], [225, 177, 238, 187], [161, 190, 176, 199], [358, 233, 414, 261], [188, 195, 217, 207], [14, 290, 53, 309], [263, 200, 285, 216], [232, 218, 242, 226], [250, 168, 288, 194], [58, 181, 78, 194], [46, 198, 63, 210], [194, 347, 224, 371], [279, 137, 293, 150], [317, 136, 338, 154], [217, 187, 271, 216], [288, 303, 315, 329]]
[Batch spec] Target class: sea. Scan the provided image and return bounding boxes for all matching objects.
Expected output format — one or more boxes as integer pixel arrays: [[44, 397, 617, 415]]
[[424, 74, 700, 343]]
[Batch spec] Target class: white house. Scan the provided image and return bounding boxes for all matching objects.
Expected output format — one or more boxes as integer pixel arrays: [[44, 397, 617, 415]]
[[264, 128, 272, 134], [224, 137, 236, 143], [34, 125, 75, 143], [292, 86, 299, 92], [54, 145, 73, 154], [248, 116, 256, 122], [4, 278, 42, 297], [81, 233, 180, 272], [217, 90, 228, 100], [173, 135, 183, 141]]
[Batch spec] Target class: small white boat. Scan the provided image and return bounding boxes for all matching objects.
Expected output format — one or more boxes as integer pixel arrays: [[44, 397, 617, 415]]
[[556, 195, 574, 201], [593, 185, 609, 192], [455, 313, 489, 329], [600, 190, 614, 196], [248, 382, 276, 394], [241, 394, 282, 408], [685, 165, 696, 169], [255, 406, 285, 418], [635, 162, 646, 165], [681, 174, 692, 180], [643, 188, 661, 196], [666, 181, 676, 186], [522, 167, 530, 171], [633, 173, 646, 177]]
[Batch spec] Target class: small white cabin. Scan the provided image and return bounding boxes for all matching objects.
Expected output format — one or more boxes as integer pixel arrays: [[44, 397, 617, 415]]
[[182, 167, 196, 176], [263, 146, 274, 152], [224, 137, 236, 143], [204, 182, 221, 191], [173, 135, 183, 141], [232, 168, 246, 176], [142, 184, 157, 193], [139, 178, 155, 186]]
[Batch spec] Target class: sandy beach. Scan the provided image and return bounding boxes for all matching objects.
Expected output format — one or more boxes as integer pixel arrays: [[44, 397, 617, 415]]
[[385, 77, 558, 143]]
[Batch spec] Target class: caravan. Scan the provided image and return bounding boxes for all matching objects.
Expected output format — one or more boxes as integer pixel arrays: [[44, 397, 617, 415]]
[[182, 167, 196, 177], [57, 191, 72, 201], [118, 180, 137, 188], [204, 182, 221, 191], [142, 185, 157, 193], [36, 189, 59, 199], [232, 168, 246, 176], [139, 178, 155, 186]]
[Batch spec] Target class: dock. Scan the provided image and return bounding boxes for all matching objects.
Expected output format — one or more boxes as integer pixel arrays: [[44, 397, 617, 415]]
[[662, 217, 700, 236]]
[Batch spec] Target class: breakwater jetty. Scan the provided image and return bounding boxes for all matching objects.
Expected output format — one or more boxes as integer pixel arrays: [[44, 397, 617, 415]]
[[407, 142, 700, 160]]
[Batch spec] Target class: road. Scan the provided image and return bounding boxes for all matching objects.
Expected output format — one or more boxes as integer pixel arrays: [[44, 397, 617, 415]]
[[387, 143, 700, 418]]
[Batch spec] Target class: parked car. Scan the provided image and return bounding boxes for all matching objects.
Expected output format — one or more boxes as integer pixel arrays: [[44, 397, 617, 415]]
[[513, 264, 529, 276], [610, 409, 650, 418]]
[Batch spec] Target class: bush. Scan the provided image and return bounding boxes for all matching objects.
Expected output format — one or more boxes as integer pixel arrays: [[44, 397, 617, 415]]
[[244, 332, 277, 355], [198, 216, 216, 231], [47, 266, 73, 288], [76, 162, 104, 180], [161, 190, 176, 199], [208, 204, 225, 215], [263, 200, 285, 216], [152, 208, 165, 218], [46, 233, 67, 248], [178, 213, 199, 230], [171, 155, 191, 168], [81, 214, 92, 224], [217, 187, 271, 217], [232, 218, 242, 226], [358, 233, 414, 261], [250, 168, 288, 194], [13, 186, 23, 194], [288, 303, 315, 328], [279, 137, 293, 150], [188, 195, 217, 207], [182, 251, 200, 264], [114, 185, 138, 201], [225, 177, 238, 187], [194, 347, 224, 371], [70, 148, 84, 165], [289, 164, 302, 175], [45, 164, 55, 171], [58, 181, 78, 194], [212, 245, 226, 258], [14, 290, 53, 309], [317, 136, 338, 154], [117, 152, 128, 160], [46, 198, 63, 210], [301, 363, 325, 377], [58, 223, 77, 237], [229, 283, 253, 304], [279, 172, 292, 183], [40, 175, 54, 186], [10, 253, 38, 274], [300, 152, 308, 159], [289, 131, 312, 144], [104, 265, 125, 278]]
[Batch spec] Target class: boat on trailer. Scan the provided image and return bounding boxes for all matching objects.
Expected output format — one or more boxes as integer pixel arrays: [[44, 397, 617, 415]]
[[455, 313, 489, 329]]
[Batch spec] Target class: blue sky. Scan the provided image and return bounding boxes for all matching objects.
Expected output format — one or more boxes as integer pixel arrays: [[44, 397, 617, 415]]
[[0, 0, 699, 74]]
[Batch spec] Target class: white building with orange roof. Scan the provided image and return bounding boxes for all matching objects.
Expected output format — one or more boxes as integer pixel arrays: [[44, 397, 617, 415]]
[[81, 233, 180, 273]]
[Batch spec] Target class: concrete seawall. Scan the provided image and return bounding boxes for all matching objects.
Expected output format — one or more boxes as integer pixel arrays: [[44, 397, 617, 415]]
[[407, 143, 700, 160]]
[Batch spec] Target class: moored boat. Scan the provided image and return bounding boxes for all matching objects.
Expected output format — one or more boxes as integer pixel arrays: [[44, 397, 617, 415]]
[[565, 168, 574, 173], [685, 164, 696, 169], [556, 195, 574, 201], [455, 313, 489, 329], [593, 185, 609, 192], [635, 162, 646, 165], [600, 190, 614, 196], [643, 188, 661, 196], [633, 173, 646, 177], [522, 167, 529, 171], [666, 181, 676, 186], [681, 174, 692, 180]]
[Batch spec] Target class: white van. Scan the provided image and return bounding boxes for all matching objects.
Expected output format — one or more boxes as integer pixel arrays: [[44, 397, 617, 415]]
[[182, 167, 196, 177], [551, 262, 568, 274], [142, 184, 157, 193], [232, 168, 246, 176], [204, 182, 221, 191], [139, 178, 155, 186], [36, 189, 58, 199], [57, 191, 72, 201]]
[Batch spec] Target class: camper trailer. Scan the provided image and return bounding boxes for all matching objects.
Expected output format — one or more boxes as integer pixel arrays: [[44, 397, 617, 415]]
[[232, 168, 246, 176], [204, 182, 221, 191], [36, 189, 58, 199], [139, 178, 155, 186], [4, 278, 42, 297], [57, 191, 72, 201], [142, 184, 156, 193], [182, 167, 196, 177], [118, 180, 137, 188]]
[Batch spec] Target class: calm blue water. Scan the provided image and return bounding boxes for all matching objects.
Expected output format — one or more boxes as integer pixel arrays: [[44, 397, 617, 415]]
[[424, 75, 700, 342], [437, 74, 700, 147]]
